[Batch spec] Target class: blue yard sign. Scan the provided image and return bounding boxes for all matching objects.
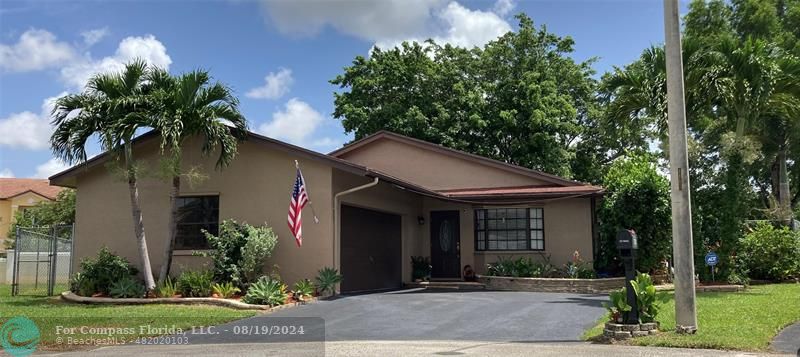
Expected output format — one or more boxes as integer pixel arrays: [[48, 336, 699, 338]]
[[705, 252, 719, 282], [705, 252, 718, 266]]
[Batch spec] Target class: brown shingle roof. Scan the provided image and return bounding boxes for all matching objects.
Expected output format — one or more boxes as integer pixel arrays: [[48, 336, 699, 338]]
[[0, 178, 63, 200]]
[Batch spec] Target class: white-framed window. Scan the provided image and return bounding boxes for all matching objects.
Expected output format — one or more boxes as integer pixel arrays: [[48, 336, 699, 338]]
[[474, 207, 544, 251]]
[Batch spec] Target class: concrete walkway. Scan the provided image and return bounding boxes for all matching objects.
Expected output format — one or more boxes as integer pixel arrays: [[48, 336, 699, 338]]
[[771, 322, 800, 355], [45, 340, 792, 356]]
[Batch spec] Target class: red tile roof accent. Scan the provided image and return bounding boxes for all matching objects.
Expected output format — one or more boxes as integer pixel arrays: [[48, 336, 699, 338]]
[[0, 178, 64, 200], [438, 185, 604, 198]]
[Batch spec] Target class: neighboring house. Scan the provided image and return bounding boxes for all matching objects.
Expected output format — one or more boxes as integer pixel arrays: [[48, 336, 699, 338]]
[[0, 178, 63, 243], [50, 130, 603, 293]]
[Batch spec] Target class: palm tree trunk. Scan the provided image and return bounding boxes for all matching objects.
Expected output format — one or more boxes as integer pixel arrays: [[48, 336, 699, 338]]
[[125, 144, 156, 291], [777, 146, 791, 224], [158, 174, 180, 283]]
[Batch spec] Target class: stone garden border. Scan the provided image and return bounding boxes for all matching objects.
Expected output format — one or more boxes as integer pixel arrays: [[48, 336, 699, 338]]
[[60, 291, 321, 311], [477, 275, 626, 293], [603, 322, 660, 340]]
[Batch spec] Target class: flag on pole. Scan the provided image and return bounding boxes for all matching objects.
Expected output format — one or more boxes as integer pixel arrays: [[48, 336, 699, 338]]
[[288, 168, 309, 247]]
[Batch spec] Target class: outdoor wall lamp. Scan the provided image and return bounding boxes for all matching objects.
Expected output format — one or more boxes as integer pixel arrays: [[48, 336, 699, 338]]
[[418, 216, 425, 225]]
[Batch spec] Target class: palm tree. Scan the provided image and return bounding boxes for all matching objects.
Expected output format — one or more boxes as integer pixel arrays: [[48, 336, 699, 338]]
[[146, 67, 248, 283], [50, 59, 158, 291], [705, 36, 800, 222]]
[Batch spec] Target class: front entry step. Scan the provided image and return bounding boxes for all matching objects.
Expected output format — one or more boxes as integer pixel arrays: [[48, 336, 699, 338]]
[[404, 281, 486, 290]]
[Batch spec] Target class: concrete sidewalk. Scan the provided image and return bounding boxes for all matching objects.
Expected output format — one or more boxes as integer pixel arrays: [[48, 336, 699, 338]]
[[44, 340, 791, 357]]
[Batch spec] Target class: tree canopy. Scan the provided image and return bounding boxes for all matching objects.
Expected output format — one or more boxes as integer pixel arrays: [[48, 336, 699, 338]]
[[331, 15, 597, 178]]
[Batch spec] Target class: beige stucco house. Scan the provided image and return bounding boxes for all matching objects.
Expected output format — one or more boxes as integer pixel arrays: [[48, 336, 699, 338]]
[[50, 130, 603, 293], [0, 178, 63, 244]]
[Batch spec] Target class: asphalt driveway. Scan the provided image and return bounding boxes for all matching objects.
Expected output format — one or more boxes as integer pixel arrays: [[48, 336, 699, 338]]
[[198, 289, 608, 343]]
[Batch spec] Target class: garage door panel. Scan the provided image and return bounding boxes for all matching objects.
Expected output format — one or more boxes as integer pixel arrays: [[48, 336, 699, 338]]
[[341, 205, 402, 293]]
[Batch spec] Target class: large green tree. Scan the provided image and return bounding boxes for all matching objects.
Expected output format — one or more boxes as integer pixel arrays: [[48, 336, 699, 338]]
[[50, 60, 158, 290], [601, 0, 800, 280], [331, 15, 597, 178], [146, 67, 248, 283], [597, 154, 672, 275]]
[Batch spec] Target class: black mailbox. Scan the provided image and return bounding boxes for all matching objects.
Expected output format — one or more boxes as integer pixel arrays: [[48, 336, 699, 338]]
[[617, 228, 639, 324], [616, 229, 638, 250]]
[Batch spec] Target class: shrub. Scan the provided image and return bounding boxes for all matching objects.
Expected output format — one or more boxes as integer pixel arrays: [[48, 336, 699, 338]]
[[598, 155, 672, 275], [243, 276, 288, 306], [629, 272, 661, 323], [69, 272, 95, 297], [156, 276, 178, 298], [315, 267, 343, 295], [292, 279, 315, 302], [199, 220, 278, 289], [603, 289, 631, 323], [212, 282, 241, 299], [603, 272, 665, 323], [564, 250, 595, 279], [486, 256, 516, 277], [486, 256, 562, 278], [109, 276, 146, 298], [73, 247, 138, 295], [738, 222, 800, 281], [411, 256, 431, 281], [177, 270, 214, 297]]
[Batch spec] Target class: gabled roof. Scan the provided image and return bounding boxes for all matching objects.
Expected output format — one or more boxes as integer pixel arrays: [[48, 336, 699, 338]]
[[49, 129, 602, 202], [47, 130, 444, 198], [0, 178, 63, 200], [329, 130, 588, 187]]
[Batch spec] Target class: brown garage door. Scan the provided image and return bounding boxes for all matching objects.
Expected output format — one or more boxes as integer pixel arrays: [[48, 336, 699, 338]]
[[340, 205, 402, 293]]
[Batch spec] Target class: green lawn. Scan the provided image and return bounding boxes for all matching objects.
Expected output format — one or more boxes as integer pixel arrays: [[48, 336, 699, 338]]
[[584, 283, 800, 351], [0, 285, 256, 351]]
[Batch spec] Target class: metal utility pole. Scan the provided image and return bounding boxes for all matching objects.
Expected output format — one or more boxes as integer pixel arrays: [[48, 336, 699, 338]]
[[663, 0, 698, 333]]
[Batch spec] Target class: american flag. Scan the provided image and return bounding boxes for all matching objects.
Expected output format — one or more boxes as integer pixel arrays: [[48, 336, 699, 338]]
[[288, 169, 309, 247]]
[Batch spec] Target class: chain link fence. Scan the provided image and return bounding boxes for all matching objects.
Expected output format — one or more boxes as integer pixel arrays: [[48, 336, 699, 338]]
[[10, 225, 73, 296]]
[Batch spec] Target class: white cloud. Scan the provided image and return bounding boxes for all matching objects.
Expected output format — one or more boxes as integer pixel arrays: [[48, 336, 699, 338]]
[[0, 29, 76, 72], [257, 98, 324, 145], [260, 0, 445, 41], [310, 137, 343, 152], [435, 2, 512, 48], [258, 0, 511, 51], [61, 34, 172, 89], [246, 67, 294, 100], [32, 158, 70, 179], [81, 27, 110, 46], [375, 2, 512, 50], [492, 0, 515, 17], [0, 92, 67, 150], [0, 169, 14, 178]]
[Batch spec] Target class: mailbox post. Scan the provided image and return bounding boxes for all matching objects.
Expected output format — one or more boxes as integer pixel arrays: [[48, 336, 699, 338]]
[[617, 229, 639, 324]]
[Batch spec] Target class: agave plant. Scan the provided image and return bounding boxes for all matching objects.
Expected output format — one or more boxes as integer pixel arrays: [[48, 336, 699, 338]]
[[315, 267, 343, 296], [109, 276, 146, 298], [243, 276, 288, 306], [292, 279, 315, 302]]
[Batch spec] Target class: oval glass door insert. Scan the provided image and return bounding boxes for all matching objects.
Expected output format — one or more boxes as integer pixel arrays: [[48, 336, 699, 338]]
[[439, 220, 452, 252]]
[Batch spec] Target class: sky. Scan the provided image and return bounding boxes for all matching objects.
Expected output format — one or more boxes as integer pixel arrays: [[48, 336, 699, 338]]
[[0, 0, 687, 179]]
